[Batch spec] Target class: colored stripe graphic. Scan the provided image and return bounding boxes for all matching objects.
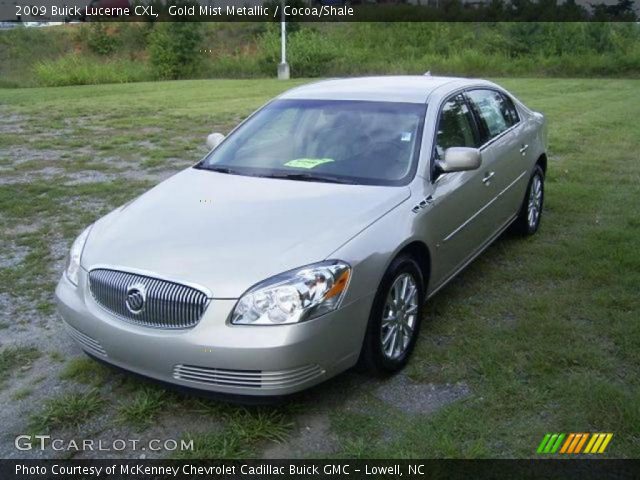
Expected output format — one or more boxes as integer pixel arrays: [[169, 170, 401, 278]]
[[584, 434, 598, 453], [574, 433, 589, 453], [592, 433, 606, 453], [544, 434, 559, 453], [567, 433, 583, 454], [550, 434, 565, 453], [584, 433, 614, 454], [537, 434, 551, 454], [598, 433, 613, 453], [560, 434, 575, 454], [539, 433, 613, 454], [537, 434, 565, 454]]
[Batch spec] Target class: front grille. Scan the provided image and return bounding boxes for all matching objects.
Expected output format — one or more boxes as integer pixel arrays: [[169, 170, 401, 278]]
[[173, 364, 325, 390], [66, 324, 107, 357], [88, 269, 210, 329]]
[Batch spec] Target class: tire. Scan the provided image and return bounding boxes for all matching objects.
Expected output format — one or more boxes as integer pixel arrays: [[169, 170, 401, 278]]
[[513, 164, 545, 236], [359, 255, 425, 374]]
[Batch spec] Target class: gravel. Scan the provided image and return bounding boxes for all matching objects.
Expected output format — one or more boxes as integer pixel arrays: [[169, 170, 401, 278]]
[[374, 374, 471, 415]]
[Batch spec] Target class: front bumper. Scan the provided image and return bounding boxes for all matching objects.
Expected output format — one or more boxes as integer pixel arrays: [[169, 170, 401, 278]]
[[55, 269, 373, 396]]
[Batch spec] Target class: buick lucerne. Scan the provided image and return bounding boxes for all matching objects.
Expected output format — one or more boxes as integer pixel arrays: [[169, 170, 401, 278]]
[[56, 76, 547, 396]]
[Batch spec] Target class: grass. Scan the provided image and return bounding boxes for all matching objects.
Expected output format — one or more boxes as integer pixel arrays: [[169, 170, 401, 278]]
[[177, 403, 293, 458], [59, 357, 111, 386], [12, 387, 33, 400], [49, 351, 65, 363], [117, 387, 168, 429], [0, 78, 638, 458], [29, 389, 105, 431], [0, 346, 41, 385]]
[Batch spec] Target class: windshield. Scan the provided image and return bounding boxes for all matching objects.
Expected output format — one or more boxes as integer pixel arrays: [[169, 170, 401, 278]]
[[198, 99, 426, 186]]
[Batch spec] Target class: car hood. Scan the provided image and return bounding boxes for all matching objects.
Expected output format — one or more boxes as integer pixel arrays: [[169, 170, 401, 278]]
[[82, 168, 410, 298]]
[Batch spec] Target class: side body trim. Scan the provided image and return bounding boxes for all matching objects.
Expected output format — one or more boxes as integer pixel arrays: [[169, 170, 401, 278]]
[[427, 212, 519, 300], [443, 170, 527, 243]]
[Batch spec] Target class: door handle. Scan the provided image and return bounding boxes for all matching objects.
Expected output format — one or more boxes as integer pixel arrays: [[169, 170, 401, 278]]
[[519, 144, 529, 155], [482, 171, 495, 184]]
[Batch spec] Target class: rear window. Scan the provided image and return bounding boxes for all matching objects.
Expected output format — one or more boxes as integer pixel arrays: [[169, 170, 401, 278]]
[[467, 89, 519, 143]]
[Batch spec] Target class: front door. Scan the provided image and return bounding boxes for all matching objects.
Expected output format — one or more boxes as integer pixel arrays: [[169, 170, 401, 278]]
[[425, 94, 498, 288]]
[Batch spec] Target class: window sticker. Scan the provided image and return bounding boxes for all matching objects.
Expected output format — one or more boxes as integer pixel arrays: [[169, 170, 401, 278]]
[[284, 158, 335, 169], [400, 132, 412, 142]]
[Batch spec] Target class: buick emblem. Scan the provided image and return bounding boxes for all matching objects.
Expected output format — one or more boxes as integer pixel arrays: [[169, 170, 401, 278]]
[[125, 283, 146, 314]]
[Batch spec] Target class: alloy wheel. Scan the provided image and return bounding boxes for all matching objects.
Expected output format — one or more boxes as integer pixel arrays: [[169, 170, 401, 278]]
[[380, 273, 419, 360], [527, 173, 543, 229]]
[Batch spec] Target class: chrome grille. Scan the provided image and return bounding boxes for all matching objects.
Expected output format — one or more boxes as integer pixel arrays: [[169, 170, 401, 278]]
[[66, 324, 107, 357], [173, 364, 325, 390], [88, 269, 209, 329]]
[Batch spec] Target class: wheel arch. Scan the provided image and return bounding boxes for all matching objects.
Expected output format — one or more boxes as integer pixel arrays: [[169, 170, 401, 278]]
[[394, 240, 432, 293], [537, 153, 548, 174]]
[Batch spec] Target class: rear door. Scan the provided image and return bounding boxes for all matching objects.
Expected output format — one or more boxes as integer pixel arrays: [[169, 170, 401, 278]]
[[465, 89, 528, 231]]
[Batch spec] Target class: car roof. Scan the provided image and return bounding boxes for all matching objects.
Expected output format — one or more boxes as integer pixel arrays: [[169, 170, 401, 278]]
[[278, 76, 493, 104]]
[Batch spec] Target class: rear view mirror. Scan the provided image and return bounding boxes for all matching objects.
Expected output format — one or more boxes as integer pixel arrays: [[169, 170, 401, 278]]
[[206, 132, 225, 150], [438, 147, 482, 173]]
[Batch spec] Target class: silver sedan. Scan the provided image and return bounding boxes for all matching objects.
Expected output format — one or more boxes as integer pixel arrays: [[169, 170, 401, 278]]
[[56, 76, 547, 397]]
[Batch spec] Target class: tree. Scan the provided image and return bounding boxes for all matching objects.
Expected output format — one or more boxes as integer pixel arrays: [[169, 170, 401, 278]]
[[149, 22, 203, 79]]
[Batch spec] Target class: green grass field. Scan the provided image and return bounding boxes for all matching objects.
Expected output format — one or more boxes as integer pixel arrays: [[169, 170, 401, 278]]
[[0, 78, 639, 458]]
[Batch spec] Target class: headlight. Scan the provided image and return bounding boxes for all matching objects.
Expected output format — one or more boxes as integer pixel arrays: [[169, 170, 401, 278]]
[[231, 261, 351, 325], [65, 225, 92, 286]]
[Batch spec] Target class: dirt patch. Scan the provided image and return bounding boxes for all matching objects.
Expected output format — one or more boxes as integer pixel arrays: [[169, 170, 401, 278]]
[[3, 222, 47, 236], [125, 168, 180, 184], [138, 127, 164, 135], [63, 115, 109, 129], [0, 167, 66, 185], [374, 375, 471, 415], [62, 171, 121, 185], [2, 147, 65, 166], [49, 232, 71, 279], [0, 110, 29, 134], [70, 407, 224, 460], [0, 314, 80, 459], [262, 412, 338, 459], [136, 140, 161, 150], [0, 242, 30, 269]]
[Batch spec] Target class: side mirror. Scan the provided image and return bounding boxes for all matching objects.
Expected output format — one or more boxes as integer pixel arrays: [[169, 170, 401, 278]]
[[206, 132, 225, 150], [438, 147, 482, 173]]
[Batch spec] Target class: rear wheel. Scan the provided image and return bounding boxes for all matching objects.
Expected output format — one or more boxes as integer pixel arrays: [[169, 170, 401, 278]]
[[513, 164, 545, 235], [360, 255, 425, 374]]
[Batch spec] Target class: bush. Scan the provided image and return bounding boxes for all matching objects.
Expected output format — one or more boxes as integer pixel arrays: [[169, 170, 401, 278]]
[[201, 54, 263, 78], [259, 26, 337, 77], [33, 54, 151, 87], [148, 22, 203, 79], [83, 23, 119, 55]]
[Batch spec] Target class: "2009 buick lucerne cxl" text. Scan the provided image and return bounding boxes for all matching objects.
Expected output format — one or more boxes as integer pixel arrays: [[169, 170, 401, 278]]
[[56, 76, 547, 397]]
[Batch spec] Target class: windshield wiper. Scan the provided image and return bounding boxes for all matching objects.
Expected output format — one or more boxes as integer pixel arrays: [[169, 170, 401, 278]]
[[196, 166, 356, 184], [203, 166, 235, 174], [196, 165, 248, 175], [263, 172, 356, 185]]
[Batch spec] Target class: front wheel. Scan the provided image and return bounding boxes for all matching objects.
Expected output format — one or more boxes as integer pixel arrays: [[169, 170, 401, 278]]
[[513, 165, 545, 236], [359, 255, 425, 374]]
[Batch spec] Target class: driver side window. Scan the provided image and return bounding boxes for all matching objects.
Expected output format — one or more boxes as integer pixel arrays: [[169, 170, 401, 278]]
[[434, 95, 477, 160]]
